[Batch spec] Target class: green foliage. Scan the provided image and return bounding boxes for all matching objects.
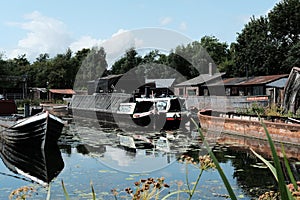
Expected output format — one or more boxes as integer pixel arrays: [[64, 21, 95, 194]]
[[251, 119, 295, 199], [61, 180, 70, 200], [238, 103, 300, 119], [239, 103, 266, 116], [191, 118, 238, 200], [234, 0, 300, 77], [110, 48, 142, 75]]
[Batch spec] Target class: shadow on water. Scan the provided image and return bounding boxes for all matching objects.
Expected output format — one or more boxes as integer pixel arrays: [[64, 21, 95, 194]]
[[0, 139, 64, 186]]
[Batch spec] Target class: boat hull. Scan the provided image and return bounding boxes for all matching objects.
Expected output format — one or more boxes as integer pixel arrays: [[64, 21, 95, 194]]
[[0, 111, 64, 148], [198, 110, 300, 146], [72, 107, 184, 131]]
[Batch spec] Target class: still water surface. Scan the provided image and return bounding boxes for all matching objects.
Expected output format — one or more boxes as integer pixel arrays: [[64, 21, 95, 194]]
[[0, 118, 290, 199]]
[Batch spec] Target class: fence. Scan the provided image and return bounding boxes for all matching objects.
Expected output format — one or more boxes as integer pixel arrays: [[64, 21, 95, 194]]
[[184, 95, 270, 112], [5, 93, 24, 100]]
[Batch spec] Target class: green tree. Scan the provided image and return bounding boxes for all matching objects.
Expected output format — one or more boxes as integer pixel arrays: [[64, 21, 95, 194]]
[[234, 0, 300, 77], [74, 47, 108, 89], [171, 36, 231, 78], [268, 0, 300, 72], [234, 16, 273, 77], [110, 48, 142, 74], [283, 40, 300, 67], [199, 36, 231, 72]]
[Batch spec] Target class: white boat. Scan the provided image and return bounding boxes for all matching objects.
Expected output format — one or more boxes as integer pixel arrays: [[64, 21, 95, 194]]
[[117, 96, 187, 130]]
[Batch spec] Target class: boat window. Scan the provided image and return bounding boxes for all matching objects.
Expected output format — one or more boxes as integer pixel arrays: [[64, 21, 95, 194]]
[[118, 104, 133, 113], [156, 101, 168, 111]]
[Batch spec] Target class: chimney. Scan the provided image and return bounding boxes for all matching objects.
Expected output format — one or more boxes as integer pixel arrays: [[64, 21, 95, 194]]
[[209, 63, 213, 76]]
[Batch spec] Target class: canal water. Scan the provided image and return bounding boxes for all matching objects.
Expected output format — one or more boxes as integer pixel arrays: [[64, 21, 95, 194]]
[[0, 117, 298, 199]]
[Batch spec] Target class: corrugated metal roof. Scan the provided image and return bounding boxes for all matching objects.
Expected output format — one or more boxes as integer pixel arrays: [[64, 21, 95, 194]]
[[206, 77, 248, 86], [145, 79, 175, 88], [266, 78, 288, 88], [175, 72, 226, 86], [49, 89, 76, 94], [238, 74, 289, 85]]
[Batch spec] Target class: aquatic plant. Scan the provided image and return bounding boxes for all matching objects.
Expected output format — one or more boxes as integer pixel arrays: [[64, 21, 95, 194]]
[[123, 177, 169, 200], [61, 180, 96, 200], [161, 154, 216, 200], [252, 118, 299, 199], [9, 186, 35, 200], [190, 118, 238, 200]]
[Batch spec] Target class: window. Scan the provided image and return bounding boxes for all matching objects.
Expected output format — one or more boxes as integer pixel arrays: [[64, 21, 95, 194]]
[[187, 89, 197, 96], [231, 87, 238, 95], [225, 88, 231, 96], [156, 101, 168, 111], [253, 86, 264, 95], [179, 88, 184, 96], [204, 89, 209, 96]]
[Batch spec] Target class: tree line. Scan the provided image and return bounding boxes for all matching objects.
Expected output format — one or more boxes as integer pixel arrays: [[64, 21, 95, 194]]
[[0, 0, 299, 90]]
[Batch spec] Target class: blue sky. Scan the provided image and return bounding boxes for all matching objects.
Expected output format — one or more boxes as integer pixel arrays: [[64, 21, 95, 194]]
[[0, 0, 280, 61]]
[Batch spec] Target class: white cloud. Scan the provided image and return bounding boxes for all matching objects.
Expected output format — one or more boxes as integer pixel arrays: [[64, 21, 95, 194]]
[[8, 11, 72, 60], [179, 22, 187, 31], [101, 29, 144, 66], [6, 12, 188, 66], [69, 36, 103, 53], [6, 11, 143, 62], [160, 17, 172, 26]]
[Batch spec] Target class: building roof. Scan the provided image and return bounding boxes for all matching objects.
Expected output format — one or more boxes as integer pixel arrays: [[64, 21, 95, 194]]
[[175, 72, 226, 87], [49, 89, 76, 95], [206, 77, 248, 87], [145, 79, 175, 88], [201, 74, 289, 87], [238, 74, 289, 86], [266, 78, 288, 88]]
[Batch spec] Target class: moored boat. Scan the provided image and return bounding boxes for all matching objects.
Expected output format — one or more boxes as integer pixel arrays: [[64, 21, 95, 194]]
[[71, 93, 188, 131], [0, 111, 65, 148], [198, 109, 300, 146], [115, 96, 187, 131]]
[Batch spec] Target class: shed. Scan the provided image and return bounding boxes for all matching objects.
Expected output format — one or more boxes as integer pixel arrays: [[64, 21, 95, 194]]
[[174, 72, 226, 96], [237, 74, 289, 96], [49, 89, 76, 100]]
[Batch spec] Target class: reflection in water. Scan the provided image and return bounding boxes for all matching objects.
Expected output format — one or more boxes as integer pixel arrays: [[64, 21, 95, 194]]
[[57, 122, 298, 199], [1, 119, 290, 199], [0, 140, 64, 186]]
